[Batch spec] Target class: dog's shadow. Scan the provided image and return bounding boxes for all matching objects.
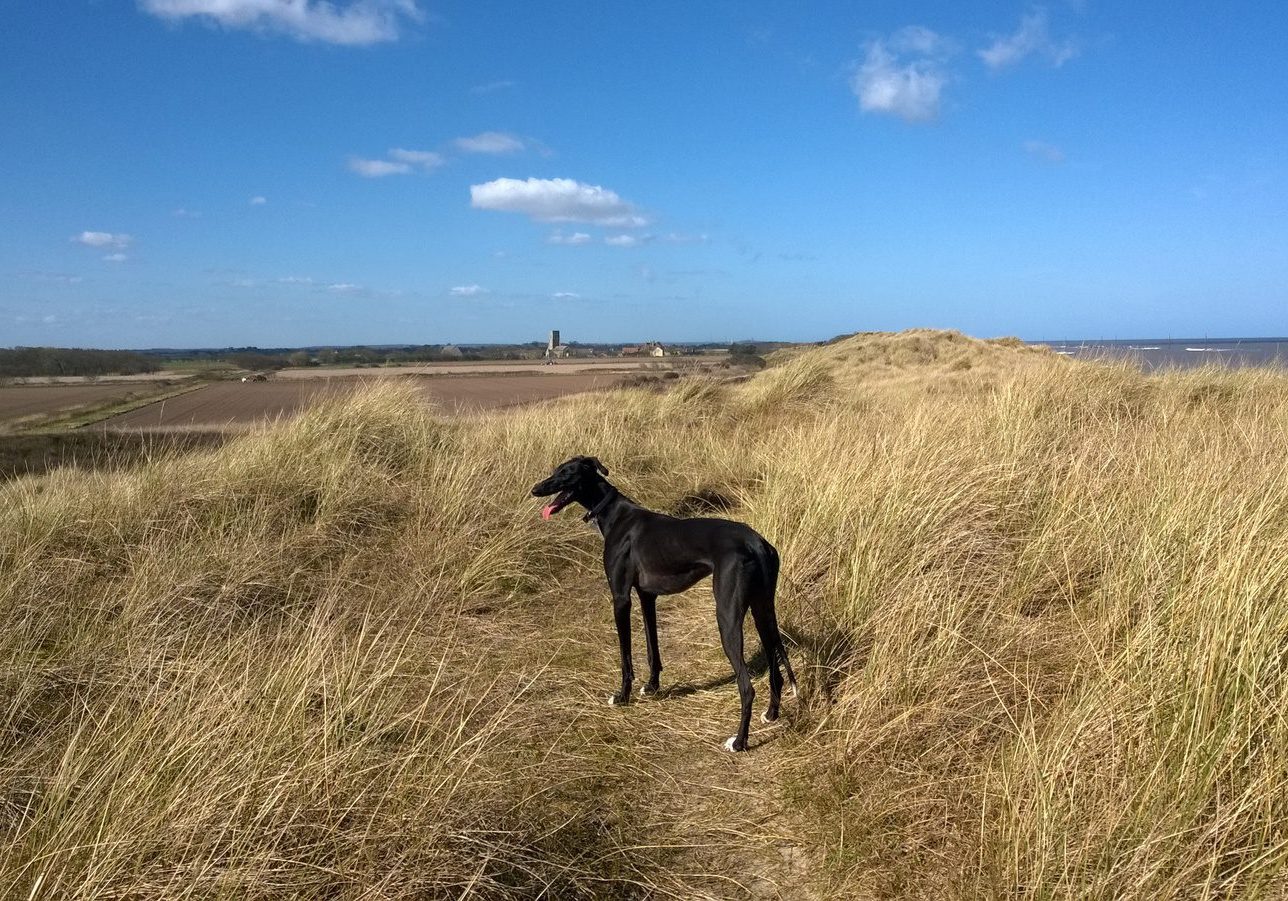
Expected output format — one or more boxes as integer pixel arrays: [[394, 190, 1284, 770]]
[[655, 647, 772, 699], [654, 620, 868, 706]]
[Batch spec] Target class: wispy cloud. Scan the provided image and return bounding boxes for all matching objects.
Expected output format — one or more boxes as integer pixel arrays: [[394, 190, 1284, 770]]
[[138, 0, 425, 46], [348, 157, 413, 177], [102, 253, 129, 263], [328, 282, 363, 292], [852, 26, 953, 123], [471, 177, 649, 227], [73, 231, 133, 248], [1023, 139, 1066, 163], [551, 291, 580, 299], [547, 231, 593, 245], [249, 195, 267, 205], [454, 131, 525, 154], [349, 148, 442, 176], [979, 10, 1078, 70], [21, 270, 84, 284], [605, 234, 642, 247], [470, 79, 515, 95], [389, 147, 445, 169], [278, 275, 315, 285], [172, 207, 201, 218], [662, 232, 709, 245], [450, 284, 486, 296]]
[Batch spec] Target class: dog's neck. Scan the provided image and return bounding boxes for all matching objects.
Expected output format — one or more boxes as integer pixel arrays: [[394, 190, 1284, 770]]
[[580, 480, 626, 535]]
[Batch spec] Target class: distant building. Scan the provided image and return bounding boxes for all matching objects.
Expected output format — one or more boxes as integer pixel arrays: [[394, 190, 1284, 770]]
[[440, 344, 464, 358], [622, 342, 665, 357]]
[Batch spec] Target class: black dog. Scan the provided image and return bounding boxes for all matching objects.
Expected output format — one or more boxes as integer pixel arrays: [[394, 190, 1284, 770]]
[[532, 456, 797, 752]]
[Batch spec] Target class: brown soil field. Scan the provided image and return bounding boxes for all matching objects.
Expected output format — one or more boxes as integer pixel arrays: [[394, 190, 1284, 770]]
[[274, 356, 716, 378], [0, 384, 162, 423], [6, 371, 197, 385], [98, 373, 620, 429]]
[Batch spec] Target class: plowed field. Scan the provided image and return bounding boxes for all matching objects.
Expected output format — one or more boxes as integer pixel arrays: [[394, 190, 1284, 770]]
[[0, 385, 160, 423], [99, 374, 618, 429]]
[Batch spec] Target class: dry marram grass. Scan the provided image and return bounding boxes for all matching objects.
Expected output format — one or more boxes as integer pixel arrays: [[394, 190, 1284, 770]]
[[2, 330, 1286, 898]]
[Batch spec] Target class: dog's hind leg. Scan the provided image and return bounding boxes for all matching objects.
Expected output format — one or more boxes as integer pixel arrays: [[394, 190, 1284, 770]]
[[638, 590, 662, 696], [750, 601, 784, 723], [715, 571, 755, 752]]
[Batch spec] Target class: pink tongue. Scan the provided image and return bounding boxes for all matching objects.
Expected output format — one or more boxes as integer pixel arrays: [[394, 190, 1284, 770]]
[[541, 503, 557, 521]]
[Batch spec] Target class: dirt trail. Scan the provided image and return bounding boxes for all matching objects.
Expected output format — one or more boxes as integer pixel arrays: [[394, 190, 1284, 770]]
[[487, 570, 822, 899]]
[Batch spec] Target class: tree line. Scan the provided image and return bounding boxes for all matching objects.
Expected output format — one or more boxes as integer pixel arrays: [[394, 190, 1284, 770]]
[[0, 347, 161, 378]]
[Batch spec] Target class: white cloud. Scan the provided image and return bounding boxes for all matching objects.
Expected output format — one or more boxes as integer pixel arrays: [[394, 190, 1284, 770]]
[[329, 282, 362, 292], [73, 231, 132, 248], [604, 234, 640, 247], [1023, 139, 1066, 163], [551, 292, 580, 299], [979, 11, 1078, 70], [172, 207, 201, 218], [278, 275, 315, 284], [450, 284, 485, 296], [138, 0, 424, 46], [471, 177, 649, 227], [348, 157, 413, 177], [547, 231, 593, 245], [454, 131, 525, 154], [102, 253, 129, 263], [852, 27, 952, 123], [389, 147, 444, 169], [249, 195, 267, 205]]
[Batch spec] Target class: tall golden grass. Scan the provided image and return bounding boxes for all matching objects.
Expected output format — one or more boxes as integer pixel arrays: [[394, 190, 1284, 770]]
[[2, 330, 1286, 898]]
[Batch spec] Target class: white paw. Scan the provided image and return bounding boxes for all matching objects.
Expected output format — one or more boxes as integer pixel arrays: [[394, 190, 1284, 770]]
[[760, 711, 773, 723], [607, 695, 618, 707], [724, 736, 740, 752]]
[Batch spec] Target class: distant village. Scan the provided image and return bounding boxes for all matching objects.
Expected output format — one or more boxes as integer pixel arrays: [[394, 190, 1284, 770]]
[[539, 330, 672, 360], [97, 330, 783, 374]]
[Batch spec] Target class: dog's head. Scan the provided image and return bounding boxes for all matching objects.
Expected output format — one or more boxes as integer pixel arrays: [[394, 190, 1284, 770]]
[[531, 456, 609, 520]]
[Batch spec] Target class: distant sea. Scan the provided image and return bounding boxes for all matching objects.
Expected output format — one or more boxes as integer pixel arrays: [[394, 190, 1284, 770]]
[[1033, 338, 1288, 370]]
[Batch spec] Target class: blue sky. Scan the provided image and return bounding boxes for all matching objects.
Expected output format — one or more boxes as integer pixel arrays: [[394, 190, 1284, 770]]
[[1, 1, 1285, 348]]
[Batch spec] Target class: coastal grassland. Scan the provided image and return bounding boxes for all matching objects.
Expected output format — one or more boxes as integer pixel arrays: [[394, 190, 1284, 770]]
[[1, 331, 1286, 898]]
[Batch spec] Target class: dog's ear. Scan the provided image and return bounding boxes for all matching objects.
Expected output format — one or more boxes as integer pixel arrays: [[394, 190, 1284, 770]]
[[586, 456, 608, 476]]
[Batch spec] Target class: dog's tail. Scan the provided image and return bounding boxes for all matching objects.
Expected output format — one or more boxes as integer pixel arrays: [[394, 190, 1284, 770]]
[[777, 638, 798, 695]]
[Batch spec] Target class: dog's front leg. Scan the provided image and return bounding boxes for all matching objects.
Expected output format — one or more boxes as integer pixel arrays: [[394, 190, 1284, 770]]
[[608, 592, 634, 706]]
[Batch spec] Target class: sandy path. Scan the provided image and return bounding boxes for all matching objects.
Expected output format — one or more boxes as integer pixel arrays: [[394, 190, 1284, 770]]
[[488, 566, 819, 899]]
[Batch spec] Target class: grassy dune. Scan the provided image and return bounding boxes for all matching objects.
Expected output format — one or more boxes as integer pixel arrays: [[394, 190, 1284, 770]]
[[2, 330, 1286, 898]]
